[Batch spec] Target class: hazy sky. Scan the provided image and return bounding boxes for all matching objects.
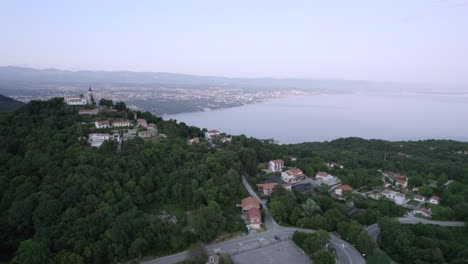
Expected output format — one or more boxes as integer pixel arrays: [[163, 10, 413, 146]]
[[1, 0, 467, 84]]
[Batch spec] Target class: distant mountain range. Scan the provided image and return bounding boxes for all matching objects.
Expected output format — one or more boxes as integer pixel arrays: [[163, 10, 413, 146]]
[[0, 66, 392, 90], [0, 94, 24, 112]]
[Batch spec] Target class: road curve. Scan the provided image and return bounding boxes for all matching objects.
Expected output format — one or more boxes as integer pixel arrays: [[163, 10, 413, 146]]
[[365, 214, 466, 243], [143, 176, 366, 264]]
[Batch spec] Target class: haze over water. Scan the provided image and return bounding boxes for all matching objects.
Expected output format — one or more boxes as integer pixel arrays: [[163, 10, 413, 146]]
[[166, 93, 468, 144]]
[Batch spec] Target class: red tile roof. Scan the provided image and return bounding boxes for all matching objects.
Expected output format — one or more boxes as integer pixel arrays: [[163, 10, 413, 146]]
[[257, 183, 277, 190], [270, 159, 284, 164], [415, 207, 431, 215], [430, 196, 440, 202], [338, 185, 353, 191], [248, 207, 261, 224], [316, 172, 329, 177], [241, 197, 260, 210], [414, 195, 425, 200]]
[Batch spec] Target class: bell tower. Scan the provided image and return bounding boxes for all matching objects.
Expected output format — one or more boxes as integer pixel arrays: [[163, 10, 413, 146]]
[[88, 85, 94, 104]]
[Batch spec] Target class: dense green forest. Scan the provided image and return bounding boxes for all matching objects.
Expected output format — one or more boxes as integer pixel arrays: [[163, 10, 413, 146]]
[[1, 98, 468, 264], [0, 99, 252, 263], [379, 217, 468, 264]]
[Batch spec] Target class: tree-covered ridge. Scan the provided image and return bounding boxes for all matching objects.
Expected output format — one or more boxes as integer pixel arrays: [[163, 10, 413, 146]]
[[379, 217, 468, 264], [0, 94, 24, 112], [0, 99, 247, 263]]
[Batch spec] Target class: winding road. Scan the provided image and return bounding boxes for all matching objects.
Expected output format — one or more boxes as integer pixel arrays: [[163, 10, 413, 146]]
[[144, 176, 366, 264], [365, 213, 466, 242]]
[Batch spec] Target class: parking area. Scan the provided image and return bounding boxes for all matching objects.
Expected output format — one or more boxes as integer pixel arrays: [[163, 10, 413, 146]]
[[232, 240, 310, 264]]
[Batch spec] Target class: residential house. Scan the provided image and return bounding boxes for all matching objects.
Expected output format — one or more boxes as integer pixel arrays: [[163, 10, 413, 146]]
[[247, 207, 262, 229], [95, 121, 110, 129], [382, 189, 407, 205], [137, 118, 148, 127], [205, 130, 220, 139], [413, 207, 432, 218], [256, 183, 291, 195], [269, 159, 284, 172], [206, 255, 220, 264], [147, 123, 157, 131], [239, 197, 261, 229], [383, 171, 407, 182], [88, 133, 120, 147], [315, 172, 341, 186], [187, 137, 200, 145], [334, 185, 353, 196], [65, 96, 87, 105], [240, 197, 260, 212], [414, 195, 426, 203], [281, 168, 305, 183], [79, 109, 98, 115], [112, 120, 131, 127], [396, 178, 408, 188], [429, 196, 440, 205]]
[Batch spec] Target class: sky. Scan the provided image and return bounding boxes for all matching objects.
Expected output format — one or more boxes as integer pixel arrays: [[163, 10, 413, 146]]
[[1, 0, 467, 84]]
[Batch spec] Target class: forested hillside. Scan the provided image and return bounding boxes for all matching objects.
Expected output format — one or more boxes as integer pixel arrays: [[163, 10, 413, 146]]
[[0, 94, 24, 112], [0, 99, 251, 263], [1, 98, 468, 264]]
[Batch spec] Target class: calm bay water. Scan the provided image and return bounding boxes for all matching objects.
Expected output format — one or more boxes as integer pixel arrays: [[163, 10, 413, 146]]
[[165, 93, 468, 144]]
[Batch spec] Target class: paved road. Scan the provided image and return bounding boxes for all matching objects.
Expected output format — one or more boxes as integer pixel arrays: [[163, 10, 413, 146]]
[[365, 213, 466, 243], [144, 176, 366, 264], [398, 213, 466, 226]]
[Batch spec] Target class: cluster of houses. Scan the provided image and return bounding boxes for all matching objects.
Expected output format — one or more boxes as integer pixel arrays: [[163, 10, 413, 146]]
[[268, 159, 307, 184], [239, 196, 262, 230], [187, 129, 232, 145], [88, 117, 158, 147], [372, 171, 442, 218]]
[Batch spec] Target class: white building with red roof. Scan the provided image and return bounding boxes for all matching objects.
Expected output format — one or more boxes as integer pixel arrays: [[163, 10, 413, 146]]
[[281, 168, 305, 183], [429, 196, 440, 205], [240, 197, 260, 212], [414, 195, 426, 203], [316, 172, 341, 186], [334, 185, 353, 196], [269, 159, 284, 172], [413, 207, 432, 218], [205, 130, 220, 139], [382, 189, 407, 205], [137, 118, 148, 127], [396, 178, 408, 188], [247, 207, 262, 229]]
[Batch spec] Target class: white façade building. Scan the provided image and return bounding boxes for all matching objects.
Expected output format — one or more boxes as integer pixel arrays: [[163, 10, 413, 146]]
[[382, 189, 407, 205], [269, 159, 284, 172], [65, 96, 88, 105], [95, 121, 110, 129], [88, 133, 120, 147], [111, 120, 131, 127]]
